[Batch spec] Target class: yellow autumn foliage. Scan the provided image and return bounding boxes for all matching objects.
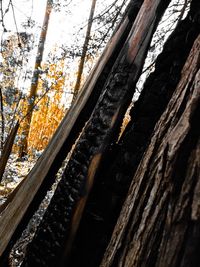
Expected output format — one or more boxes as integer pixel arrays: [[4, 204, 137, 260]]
[[28, 60, 66, 154], [15, 60, 67, 155]]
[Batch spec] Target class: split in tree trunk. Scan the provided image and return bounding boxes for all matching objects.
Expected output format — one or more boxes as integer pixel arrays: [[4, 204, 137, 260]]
[[101, 34, 200, 267], [21, 0, 171, 266], [67, 1, 200, 266], [0, 1, 138, 263], [1, 1, 199, 267]]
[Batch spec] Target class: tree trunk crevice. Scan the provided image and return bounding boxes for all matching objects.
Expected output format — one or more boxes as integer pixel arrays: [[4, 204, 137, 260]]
[[101, 34, 200, 267]]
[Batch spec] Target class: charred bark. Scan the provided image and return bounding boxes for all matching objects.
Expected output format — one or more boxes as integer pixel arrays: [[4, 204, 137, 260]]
[[21, 1, 170, 266], [0, 1, 139, 265], [67, 1, 200, 266], [101, 34, 200, 267], [108, 0, 200, 201]]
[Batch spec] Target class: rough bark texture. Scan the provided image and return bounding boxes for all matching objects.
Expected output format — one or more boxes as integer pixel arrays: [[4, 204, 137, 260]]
[[0, 1, 137, 264], [2, 1, 199, 267], [67, 2, 200, 266], [101, 34, 200, 267], [21, 1, 170, 266]]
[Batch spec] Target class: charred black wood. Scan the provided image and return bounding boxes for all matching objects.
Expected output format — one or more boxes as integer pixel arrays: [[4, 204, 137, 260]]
[[100, 36, 200, 266], [111, 0, 200, 197], [0, 2, 139, 267], [19, 0, 153, 266], [66, 2, 200, 267], [21, 0, 173, 266], [22, 59, 135, 267]]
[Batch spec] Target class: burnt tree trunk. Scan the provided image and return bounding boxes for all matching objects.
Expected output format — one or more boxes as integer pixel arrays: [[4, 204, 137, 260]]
[[101, 34, 200, 267], [67, 1, 200, 266], [1, 1, 199, 267], [21, 0, 171, 266], [0, 1, 140, 264]]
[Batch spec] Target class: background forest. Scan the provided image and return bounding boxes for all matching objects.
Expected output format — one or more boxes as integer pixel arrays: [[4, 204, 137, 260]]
[[0, 0, 130, 189]]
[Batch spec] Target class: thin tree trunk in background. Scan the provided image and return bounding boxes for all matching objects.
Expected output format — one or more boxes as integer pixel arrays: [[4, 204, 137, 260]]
[[72, 0, 97, 102], [18, 0, 52, 158], [0, 121, 19, 183], [0, 87, 5, 153], [101, 34, 200, 267]]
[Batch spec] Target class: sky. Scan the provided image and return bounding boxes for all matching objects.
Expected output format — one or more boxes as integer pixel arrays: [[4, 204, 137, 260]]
[[1, 0, 92, 54], [2, 0, 89, 31], [0, 0, 120, 106], [0, 0, 118, 55], [0, 0, 120, 75]]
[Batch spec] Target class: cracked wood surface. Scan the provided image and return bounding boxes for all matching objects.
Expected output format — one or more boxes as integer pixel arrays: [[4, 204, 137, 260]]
[[21, 0, 171, 266], [89, 5, 200, 263], [0, 3, 134, 260], [101, 34, 200, 267], [68, 3, 200, 266]]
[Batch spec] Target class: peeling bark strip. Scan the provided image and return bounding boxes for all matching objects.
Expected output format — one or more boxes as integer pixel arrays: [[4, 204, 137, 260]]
[[101, 35, 200, 267], [21, 1, 170, 266], [67, 2, 200, 266], [0, 1, 138, 262]]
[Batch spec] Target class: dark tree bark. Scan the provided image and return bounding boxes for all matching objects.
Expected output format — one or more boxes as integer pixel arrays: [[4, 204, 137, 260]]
[[0, 0, 143, 264], [21, 0, 170, 266], [67, 2, 200, 266], [101, 34, 200, 267], [1, 1, 199, 267]]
